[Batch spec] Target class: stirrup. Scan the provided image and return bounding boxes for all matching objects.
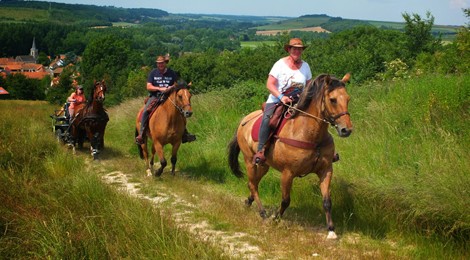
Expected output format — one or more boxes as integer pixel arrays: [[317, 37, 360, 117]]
[[333, 152, 340, 163], [135, 136, 144, 145], [182, 133, 196, 143], [252, 150, 266, 165]]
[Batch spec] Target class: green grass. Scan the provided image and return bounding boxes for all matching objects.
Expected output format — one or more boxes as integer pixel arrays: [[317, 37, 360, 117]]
[[0, 100, 226, 259], [0, 7, 49, 22], [1, 73, 468, 258]]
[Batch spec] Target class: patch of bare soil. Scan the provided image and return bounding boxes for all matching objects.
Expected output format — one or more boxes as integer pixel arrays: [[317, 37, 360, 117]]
[[256, 27, 330, 36]]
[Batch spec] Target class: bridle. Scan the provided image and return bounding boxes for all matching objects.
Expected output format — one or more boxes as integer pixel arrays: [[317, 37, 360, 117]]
[[167, 87, 192, 116], [285, 80, 349, 127], [94, 83, 106, 103]]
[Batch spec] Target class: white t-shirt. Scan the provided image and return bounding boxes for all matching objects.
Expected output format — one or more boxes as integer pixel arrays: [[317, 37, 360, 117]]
[[266, 58, 312, 103]]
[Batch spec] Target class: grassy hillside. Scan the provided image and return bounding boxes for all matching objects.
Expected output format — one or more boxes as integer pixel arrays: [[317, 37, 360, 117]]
[[255, 14, 460, 38], [0, 101, 226, 259], [100, 73, 470, 259], [1, 73, 468, 258]]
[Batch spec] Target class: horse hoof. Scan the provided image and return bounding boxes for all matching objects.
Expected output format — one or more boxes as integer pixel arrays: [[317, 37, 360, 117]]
[[146, 169, 152, 177], [259, 210, 268, 219], [326, 231, 338, 240]]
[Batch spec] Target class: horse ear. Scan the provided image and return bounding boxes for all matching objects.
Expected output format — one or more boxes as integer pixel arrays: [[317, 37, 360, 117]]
[[188, 81, 192, 88], [342, 73, 351, 83], [325, 75, 332, 85]]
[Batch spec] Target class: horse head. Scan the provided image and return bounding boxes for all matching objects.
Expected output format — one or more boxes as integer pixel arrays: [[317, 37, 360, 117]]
[[172, 80, 193, 118], [93, 80, 107, 103], [322, 73, 353, 137]]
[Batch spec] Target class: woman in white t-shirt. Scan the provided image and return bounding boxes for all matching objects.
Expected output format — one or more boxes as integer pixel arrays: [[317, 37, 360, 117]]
[[254, 38, 312, 164]]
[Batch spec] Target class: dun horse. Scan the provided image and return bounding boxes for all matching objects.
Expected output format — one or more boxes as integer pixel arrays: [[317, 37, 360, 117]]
[[228, 74, 353, 239], [135, 80, 193, 177], [69, 80, 109, 159]]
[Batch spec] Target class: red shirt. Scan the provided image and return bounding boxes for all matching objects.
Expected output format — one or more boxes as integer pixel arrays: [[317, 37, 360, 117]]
[[68, 93, 86, 109]]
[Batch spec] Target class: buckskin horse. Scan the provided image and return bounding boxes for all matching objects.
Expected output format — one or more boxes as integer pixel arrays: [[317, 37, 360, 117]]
[[69, 80, 109, 160], [228, 73, 353, 239], [135, 80, 193, 177]]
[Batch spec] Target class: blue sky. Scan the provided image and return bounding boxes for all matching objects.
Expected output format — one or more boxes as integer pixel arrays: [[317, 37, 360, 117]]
[[43, 0, 469, 26]]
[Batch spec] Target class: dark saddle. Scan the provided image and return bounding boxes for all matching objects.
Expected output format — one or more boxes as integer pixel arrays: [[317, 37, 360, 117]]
[[251, 103, 289, 143]]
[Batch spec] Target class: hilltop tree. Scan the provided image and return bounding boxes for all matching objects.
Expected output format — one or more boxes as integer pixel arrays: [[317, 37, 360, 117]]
[[402, 11, 441, 58]]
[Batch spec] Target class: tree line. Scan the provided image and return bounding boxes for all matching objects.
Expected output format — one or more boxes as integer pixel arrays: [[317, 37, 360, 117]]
[[0, 9, 468, 106]]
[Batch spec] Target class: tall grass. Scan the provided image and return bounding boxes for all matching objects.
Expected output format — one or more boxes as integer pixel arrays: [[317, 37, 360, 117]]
[[131, 74, 468, 257], [0, 100, 226, 259]]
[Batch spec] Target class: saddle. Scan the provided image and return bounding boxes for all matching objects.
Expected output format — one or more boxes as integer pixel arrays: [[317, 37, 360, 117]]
[[251, 104, 290, 143], [144, 93, 168, 114]]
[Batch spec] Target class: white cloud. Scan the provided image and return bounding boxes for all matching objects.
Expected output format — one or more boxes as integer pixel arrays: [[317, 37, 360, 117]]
[[450, 0, 469, 9]]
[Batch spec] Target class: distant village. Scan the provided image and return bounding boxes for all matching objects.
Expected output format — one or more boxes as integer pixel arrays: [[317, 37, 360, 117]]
[[0, 38, 75, 93]]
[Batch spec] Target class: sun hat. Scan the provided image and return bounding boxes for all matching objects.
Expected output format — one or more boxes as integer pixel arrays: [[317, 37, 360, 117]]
[[156, 55, 166, 63], [284, 38, 308, 52]]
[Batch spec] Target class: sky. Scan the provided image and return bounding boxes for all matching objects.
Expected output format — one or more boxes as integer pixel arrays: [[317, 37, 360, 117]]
[[42, 0, 469, 26]]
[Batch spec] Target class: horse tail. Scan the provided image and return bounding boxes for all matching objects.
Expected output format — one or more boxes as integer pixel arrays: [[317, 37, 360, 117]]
[[135, 129, 144, 159], [228, 133, 243, 178]]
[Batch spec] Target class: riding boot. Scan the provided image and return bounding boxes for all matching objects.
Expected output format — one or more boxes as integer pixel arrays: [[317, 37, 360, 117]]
[[333, 152, 340, 162], [135, 124, 147, 145], [182, 128, 196, 143]]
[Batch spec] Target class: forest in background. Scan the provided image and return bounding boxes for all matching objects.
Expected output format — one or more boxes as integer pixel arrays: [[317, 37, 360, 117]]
[[0, 1, 468, 107]]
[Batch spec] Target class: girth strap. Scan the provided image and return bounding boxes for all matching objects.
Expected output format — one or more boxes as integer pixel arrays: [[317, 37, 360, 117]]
[[275, 136, 318, 149]]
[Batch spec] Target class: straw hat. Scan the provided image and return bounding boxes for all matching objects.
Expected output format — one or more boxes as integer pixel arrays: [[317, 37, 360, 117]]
[[284, 38, 308, 52], [156, 55, 167, 63]]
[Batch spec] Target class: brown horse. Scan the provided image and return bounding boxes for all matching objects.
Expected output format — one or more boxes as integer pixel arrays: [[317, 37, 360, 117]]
[[228, 74, 353, 239], [69, 80, 109, 159], [135, 80, 193, 177]]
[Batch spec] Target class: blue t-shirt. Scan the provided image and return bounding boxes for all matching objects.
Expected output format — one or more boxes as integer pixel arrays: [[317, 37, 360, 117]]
[[147, 68, 178, 95]]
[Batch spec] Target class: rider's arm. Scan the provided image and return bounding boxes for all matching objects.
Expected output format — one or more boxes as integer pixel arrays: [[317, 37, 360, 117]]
[[67, 93, 76, 103], [266, 75, 291, 104], [146, 82, 173, 93]]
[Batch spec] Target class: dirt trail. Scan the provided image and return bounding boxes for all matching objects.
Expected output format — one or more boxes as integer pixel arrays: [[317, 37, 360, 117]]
[[101, 170, 264, 259]]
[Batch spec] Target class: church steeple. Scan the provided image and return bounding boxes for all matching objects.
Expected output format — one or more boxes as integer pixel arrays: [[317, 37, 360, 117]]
[[30, 37, 38, 59]]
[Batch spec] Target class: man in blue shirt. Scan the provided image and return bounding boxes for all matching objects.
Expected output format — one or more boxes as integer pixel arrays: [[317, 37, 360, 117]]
[[135, 55, 196, 145]]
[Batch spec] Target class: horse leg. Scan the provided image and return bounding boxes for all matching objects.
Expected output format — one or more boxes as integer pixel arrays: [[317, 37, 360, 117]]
[[91, 132, 100, 159], [153, 143, 166, 177], [276, 172, 294, 219], [140, 142, 152, 176], [244, 157, 269, 219], [170, 143, 181, 176], [319, 169, 337, 239]]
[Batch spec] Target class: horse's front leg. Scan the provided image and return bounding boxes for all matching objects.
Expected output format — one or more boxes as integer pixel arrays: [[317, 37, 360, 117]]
[[276, 171, 294, 219], [153, 142, 166, 177], [90, 132, 100, 160], [319, 168, 337, 239], [170, 142, 181, 176]]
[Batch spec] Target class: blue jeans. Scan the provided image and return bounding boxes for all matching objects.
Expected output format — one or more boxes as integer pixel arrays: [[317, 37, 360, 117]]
[[257, 102, 277, 151], [139, 95, 157, 136]]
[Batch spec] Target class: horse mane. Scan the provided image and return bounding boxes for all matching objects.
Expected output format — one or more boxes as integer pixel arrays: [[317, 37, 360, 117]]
[[172, 79, 190, 93], [291, 74, 346, 118]]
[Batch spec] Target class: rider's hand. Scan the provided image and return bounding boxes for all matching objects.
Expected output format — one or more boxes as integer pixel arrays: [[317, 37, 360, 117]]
[[280, 95, 292, 104]]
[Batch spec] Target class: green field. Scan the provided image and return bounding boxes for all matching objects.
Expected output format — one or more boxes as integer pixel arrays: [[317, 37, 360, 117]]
[[1, 72, 468, 258]]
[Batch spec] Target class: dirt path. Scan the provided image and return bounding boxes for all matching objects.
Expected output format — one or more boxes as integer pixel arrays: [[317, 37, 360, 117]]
[[85, 155, 392, 259], [101, 170, 264, 259]]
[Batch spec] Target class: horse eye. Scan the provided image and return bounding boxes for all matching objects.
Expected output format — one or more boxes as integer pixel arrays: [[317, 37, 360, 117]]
[[330, 98, 337, 104]]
